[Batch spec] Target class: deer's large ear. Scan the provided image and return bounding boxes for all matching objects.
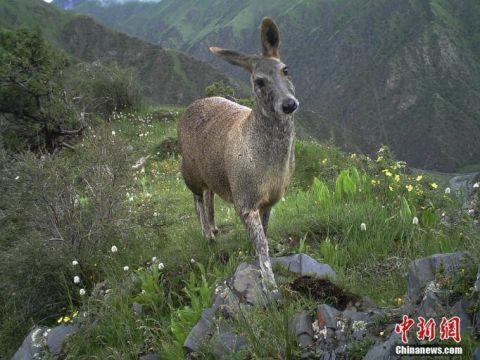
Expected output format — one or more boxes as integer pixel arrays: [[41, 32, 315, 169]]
[[260, 17, 280, 58], [209, 47, 253, 72]]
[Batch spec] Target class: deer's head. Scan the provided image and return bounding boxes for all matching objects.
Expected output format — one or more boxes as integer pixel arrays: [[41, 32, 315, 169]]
[[210, 17, 299, 117]]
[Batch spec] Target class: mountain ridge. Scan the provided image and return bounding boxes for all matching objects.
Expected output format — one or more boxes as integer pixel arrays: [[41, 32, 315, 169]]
[[0, 0, 236, 105], [53, 0, 480, 171]]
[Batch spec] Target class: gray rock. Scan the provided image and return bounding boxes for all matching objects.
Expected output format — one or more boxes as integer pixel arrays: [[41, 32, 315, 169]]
[[184, 307, 215, 353], [211, 281, 241, 318], [46, 324, 78, 357], [417, 289, 444, 318], [407, 252, 472, 303], [364, 332, 401, 360], [12, 326, 47, 360], [139, 353, 160, 360], [451, 299, 472, 333], [289, 311, 314, 348], [317, 304, 340, 329], [271, 253, 336, 280], [474, 308, 480, 336], [230, 263, 265, 305], [213, 332, 247, 359], [473, 347, 480, 360], [132, 302, 143, 316]]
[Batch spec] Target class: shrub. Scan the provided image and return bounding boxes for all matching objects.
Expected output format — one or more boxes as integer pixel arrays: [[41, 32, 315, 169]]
[[0, 28, 81, 152], [205, 80, 235, 98], [66, 61, 142, 117], [0, 125, 133, 356]]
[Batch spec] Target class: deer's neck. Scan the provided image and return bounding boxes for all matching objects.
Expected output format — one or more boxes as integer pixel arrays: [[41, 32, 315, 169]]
[[247, 107, 295, 165]]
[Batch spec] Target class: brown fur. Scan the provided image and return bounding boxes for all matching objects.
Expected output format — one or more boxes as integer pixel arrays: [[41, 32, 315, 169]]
[[177, 18, 298, 292]]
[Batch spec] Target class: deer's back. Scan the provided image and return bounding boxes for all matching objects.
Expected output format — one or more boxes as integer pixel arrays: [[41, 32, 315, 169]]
[[178, 97, 251, 200]]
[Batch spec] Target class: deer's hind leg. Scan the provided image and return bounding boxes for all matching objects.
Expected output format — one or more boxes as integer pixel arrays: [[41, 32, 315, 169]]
[[204, 190, 219, 235], [193, 193, 215, 240]]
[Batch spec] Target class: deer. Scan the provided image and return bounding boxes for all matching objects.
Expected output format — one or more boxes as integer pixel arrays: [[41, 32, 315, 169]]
[[177, 17, 298, 294]]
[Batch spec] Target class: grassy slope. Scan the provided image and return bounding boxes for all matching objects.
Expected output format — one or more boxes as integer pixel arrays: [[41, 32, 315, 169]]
[[57, 0, 480, 172], [15, 107, 474, 359], [0, 0, 238, 105]]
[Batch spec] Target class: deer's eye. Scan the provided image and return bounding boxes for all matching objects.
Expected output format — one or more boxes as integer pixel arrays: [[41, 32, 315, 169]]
[[254, 78, 265, 88], [282, 67, 289, 76]]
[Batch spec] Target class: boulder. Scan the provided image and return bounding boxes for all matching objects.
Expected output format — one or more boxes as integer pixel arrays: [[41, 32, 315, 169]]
[[317, 304, 340, 329], [184, 307, 215, 353], [289, 311, 314, 348], [473, 347, 480, 360], [45, 324, 78, 357], [407, 252, 473, 303], [450, 299, 472, 333], [12, 326, 47, 360], [417, 289, 444, 318], [230, 262, 265, 305], [364, 332, 401, 360], [271, 253, 336, 280], [212, 332, 247, 359]]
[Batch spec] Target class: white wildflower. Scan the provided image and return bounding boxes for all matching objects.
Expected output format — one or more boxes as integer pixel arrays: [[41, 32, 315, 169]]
[[352, 320, 367, 331], [72, 260, 78, 266], [152, 256, 158, 263], [141, 290, 146, 295], [412, 216, 419, 225], [468, 209, 475, 215], [123, 266, 129, 272], [190, 258, 195, 264], [111, 245, 118, 253], [79, 289, 86, 296], [444, 187, 451, 195], [111, 130, 116, 136], [14, 175, 20, 180], [73, 276, 80, 284], [360, 223, 367, 231], [158, 262, 165, 270], [474, 182, 479, 189]]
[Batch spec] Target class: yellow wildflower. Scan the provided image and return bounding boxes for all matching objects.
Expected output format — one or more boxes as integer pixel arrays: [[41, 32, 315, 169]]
[[416, 175, 423, 181], [350, 153, 357, 159], [389, 186, 394, 192], [322, 158, 328, 165], [405, 184, 414, 192], [394, 174, 400, 182], [430, 182, 438, 189], [376, 156, 384, 162], [382, 169, 393, 177]]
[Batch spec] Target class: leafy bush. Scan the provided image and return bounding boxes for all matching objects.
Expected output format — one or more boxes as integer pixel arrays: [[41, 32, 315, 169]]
[[205, 80, 235, 98], [0, 125, 133, 355], [66, 62, 142, 117], [0, 28, 81, 152]]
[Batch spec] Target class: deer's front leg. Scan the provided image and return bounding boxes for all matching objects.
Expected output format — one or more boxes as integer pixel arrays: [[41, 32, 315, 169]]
[[240, 209, 277, 292]]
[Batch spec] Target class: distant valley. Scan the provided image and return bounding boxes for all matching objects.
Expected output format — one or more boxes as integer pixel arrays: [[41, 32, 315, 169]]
[[53, 0, 480, 171]]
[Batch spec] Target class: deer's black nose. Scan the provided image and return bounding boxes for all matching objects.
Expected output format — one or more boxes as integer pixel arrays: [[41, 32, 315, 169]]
[[282, 98, 298, 114]]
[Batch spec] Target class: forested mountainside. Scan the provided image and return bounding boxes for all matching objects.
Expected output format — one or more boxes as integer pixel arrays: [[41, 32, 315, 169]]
[[54, 0, 480, 171]]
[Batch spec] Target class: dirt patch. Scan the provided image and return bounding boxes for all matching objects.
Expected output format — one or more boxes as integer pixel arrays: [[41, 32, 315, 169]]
[[290, 276, 360, 310]]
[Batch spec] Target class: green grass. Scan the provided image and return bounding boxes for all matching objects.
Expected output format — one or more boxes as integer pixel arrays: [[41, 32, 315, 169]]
[[2, 107, 479, 358]]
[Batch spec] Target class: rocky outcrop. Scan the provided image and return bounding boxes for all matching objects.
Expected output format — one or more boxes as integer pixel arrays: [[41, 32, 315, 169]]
[[185, 252, 480, 359]]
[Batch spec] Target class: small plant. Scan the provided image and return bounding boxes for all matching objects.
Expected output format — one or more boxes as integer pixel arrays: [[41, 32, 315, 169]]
[[162, 262, 213, 359]]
